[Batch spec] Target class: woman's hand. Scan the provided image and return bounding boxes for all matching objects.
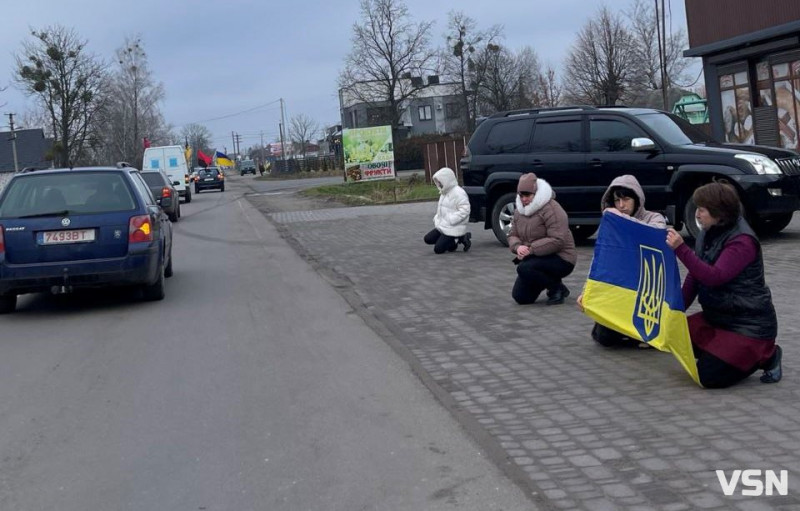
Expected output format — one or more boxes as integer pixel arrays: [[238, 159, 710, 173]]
[[603, 207, 623, 216], [576, 293, 584, 312], [666, 228, 684, 249], [516, 245, 531, 258]]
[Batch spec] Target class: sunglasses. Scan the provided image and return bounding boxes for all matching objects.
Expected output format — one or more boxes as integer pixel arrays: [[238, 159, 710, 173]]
[[518, 191, 533, 197]]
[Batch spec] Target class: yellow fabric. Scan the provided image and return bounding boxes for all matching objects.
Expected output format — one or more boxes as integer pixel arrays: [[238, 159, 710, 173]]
[[584, 279, 701, 386]]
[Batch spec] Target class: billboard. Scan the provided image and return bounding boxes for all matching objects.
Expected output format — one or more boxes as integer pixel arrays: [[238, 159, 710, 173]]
[[343, 125, 395, 182]]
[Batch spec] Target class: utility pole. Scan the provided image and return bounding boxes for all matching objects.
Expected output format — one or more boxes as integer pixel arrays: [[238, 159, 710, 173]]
[[655, 0, 669, 111], [260, 131, 265, 163], [234, 133, 242, 158], [280, 98, 287, 169], [6, 113, 19, 172], [231, 131, 236, 157]]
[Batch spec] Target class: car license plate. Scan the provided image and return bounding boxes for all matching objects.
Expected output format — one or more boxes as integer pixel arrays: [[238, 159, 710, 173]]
[[38, 229, 96, 245], [204, 178, 213, 181]]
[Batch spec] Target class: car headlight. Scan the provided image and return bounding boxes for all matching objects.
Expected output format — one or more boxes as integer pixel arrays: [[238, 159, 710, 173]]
[[735, 154, 783, 175]]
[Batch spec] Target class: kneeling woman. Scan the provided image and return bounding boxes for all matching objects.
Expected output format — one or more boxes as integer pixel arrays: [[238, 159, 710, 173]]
[[666, 181, 782, 388]]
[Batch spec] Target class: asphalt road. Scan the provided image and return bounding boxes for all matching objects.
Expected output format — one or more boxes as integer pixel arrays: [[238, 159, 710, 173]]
[[0, 174, 533, 510]]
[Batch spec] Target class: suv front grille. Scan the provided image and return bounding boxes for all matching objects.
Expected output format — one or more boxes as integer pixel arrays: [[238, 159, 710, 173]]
[[776, 156, 800, 176]]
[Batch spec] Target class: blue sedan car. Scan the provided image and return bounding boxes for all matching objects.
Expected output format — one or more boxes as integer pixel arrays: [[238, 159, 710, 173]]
[[0, 166, 173, 313]]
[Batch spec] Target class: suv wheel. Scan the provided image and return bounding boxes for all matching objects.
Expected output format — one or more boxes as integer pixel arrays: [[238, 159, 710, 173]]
[[754, 213, 794, 236], [683, 196, 702, 240], [185, 189, 192, 204], [491, 192, 517, 246], [570, 225, 598, 244], [0, 294, 17, 314]]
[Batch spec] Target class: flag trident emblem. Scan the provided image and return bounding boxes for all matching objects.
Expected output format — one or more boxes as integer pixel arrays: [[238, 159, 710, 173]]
[[633, 245, 666, 341]]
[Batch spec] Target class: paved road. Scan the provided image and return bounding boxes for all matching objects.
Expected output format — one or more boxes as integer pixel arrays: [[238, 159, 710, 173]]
[[247, 176, 800, 511], [0, 175, 533, 510]]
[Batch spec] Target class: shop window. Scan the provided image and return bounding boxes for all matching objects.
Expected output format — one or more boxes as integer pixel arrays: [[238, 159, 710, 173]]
[[772, 61, 800, 151], [719, 71, 754, 144]]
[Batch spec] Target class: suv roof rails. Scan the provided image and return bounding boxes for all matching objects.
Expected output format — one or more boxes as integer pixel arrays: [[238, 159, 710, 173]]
[[490, 106, 598, 118], [116, 161, 134, 169]]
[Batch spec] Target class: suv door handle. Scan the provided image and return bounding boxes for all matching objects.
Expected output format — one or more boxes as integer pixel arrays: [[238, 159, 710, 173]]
[[590, 159, 603, 167], [531, 159, 543, 168]]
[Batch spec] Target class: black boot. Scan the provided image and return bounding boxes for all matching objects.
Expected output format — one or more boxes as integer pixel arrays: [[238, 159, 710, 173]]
[[461, 232, 472, 252], [761, 345, 782, 383], [546, 283, 570, 305]]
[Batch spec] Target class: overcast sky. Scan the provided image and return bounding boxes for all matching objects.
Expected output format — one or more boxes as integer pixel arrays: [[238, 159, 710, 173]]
[[0, 0, 694, 153]]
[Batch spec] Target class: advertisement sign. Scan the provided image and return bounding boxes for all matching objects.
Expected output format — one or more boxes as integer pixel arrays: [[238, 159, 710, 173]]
[[343, 125, 395, 182]]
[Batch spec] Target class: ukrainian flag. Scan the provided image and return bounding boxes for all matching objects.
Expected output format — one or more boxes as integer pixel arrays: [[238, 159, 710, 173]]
[[215, 150, 234, 167], [582, 212, 701, 386]]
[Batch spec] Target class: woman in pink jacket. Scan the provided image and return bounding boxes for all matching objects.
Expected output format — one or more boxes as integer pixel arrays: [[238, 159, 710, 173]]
[[508, 173, 576, 305]]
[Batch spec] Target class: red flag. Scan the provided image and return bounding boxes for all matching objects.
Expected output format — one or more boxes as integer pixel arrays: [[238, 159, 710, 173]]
[[197, 150, 212, 167], [143, 137, 151, 149]]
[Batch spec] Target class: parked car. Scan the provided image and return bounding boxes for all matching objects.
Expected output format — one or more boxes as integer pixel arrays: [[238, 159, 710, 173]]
[[140, 169, 180, 222], [239, 159, 257, 176], [0, 166, 173, 313], [461, 106, 800, 244], [194, 166, 225, 193]]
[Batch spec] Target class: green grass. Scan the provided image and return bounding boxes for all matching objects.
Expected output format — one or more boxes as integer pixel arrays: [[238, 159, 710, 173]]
[[301, 174, 439, 206]]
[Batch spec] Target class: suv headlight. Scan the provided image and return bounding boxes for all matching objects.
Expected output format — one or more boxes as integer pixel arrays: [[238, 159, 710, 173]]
[[735, 154, 783, 175]]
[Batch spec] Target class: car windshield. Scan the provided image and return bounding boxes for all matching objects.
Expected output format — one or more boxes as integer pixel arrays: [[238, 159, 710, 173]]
[[0, 172, 137, 218], [141, 173, 167, 187], [199, 169, 219, 177], [634, 112, 716, 145]]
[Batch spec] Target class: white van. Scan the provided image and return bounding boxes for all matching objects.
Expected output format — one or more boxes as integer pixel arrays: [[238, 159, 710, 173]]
[[142, 145, 192, 203]]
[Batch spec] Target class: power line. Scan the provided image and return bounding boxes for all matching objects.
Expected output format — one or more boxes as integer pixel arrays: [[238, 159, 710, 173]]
[[181, 99, 283, 126]]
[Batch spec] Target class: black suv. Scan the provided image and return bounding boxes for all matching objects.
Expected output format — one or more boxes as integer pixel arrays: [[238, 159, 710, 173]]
[[239, 160, 257, 176], [461, 106, 800, 244]]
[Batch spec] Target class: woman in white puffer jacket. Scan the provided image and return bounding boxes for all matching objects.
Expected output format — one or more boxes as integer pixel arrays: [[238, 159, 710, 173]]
[[423, 167, 472, 254]]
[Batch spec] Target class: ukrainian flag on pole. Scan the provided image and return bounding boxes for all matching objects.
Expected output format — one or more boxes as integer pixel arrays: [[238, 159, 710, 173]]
[[582, 212, 701, 386], [215, 150, 234, 167]]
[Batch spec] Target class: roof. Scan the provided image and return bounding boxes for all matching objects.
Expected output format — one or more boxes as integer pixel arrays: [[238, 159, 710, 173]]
[[0, 129, 51, 172], [684, 19, 800, 57]]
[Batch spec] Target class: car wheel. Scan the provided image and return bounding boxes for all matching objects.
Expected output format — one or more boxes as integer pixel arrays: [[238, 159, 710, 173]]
[[195, 186, 200, 194], [164, 245, 173, 278], [177, 203, 181, 219], [753, 213, 794, 236], [185, 189, 192, 204], [683, 196, 702, 240], [0, 294, 17, 314], [491, 192, 517, 246], [169, 210, 178, 222], [142, 266, 165, 301], [570, 225, 598, 244], [221, 184, 225, 192]]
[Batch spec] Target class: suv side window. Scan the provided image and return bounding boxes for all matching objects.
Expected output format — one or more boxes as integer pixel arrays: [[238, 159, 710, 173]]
[[590, 119, 647, 152], [484, 119, 534, 154], [130, 172, 156, 205], [531, 119, 582, 152]]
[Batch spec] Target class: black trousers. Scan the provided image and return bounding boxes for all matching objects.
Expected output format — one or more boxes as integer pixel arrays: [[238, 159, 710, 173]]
[[592, 323, 642, 348], [694, 347, 759, 389], [424, 229, 458, 254], [512, 254, 574, 304]]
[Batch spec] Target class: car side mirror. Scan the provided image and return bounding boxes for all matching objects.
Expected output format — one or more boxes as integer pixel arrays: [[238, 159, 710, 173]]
[[173, 181, 181, 186], [631, 137, 656, 151]]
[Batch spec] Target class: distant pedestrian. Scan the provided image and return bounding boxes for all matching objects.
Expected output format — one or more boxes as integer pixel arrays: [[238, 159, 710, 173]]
[[666, 180, 782, 388], [508, 173, 576, 305], [423, 167, 472, 254], [578, 175, 666, 347]]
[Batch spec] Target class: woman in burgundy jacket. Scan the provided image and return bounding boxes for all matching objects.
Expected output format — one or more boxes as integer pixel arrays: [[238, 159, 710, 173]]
[[666, 181, 782, 388]]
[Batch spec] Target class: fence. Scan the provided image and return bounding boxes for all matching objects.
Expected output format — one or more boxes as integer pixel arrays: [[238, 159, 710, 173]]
[[270, 155, 343, 174], [422, 137, 466, 184]]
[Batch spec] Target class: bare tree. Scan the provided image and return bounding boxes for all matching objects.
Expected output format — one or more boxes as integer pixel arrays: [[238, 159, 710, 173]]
[[625, 0, 690, 108], [14, 25, 108, 166], [474, 43, 543, 115], [181, 123, 213, 165], [95, 35, 167, 165], [536, 65, 563, 107], [441, 11, 500, 132], [339, 0, 436, 134], [289, 114, 319, 158], [562, 7, 635, 106]]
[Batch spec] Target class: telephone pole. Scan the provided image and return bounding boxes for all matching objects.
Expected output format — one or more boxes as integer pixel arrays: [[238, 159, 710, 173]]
[[6, 113, 19, 172], [280, 98, 287, 169]]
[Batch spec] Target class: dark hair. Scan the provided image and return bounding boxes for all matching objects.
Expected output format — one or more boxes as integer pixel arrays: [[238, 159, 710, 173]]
[[692, 180, 741, 226], [609, 187, 640, 212]]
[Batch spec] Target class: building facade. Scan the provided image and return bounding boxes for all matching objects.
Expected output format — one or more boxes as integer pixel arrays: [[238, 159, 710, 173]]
[[684, 0, 800, 150], [339, 77, 468, 137]]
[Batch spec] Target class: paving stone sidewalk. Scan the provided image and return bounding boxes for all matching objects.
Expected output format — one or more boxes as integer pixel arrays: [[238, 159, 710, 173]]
[[251, 195, 800, 511]]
